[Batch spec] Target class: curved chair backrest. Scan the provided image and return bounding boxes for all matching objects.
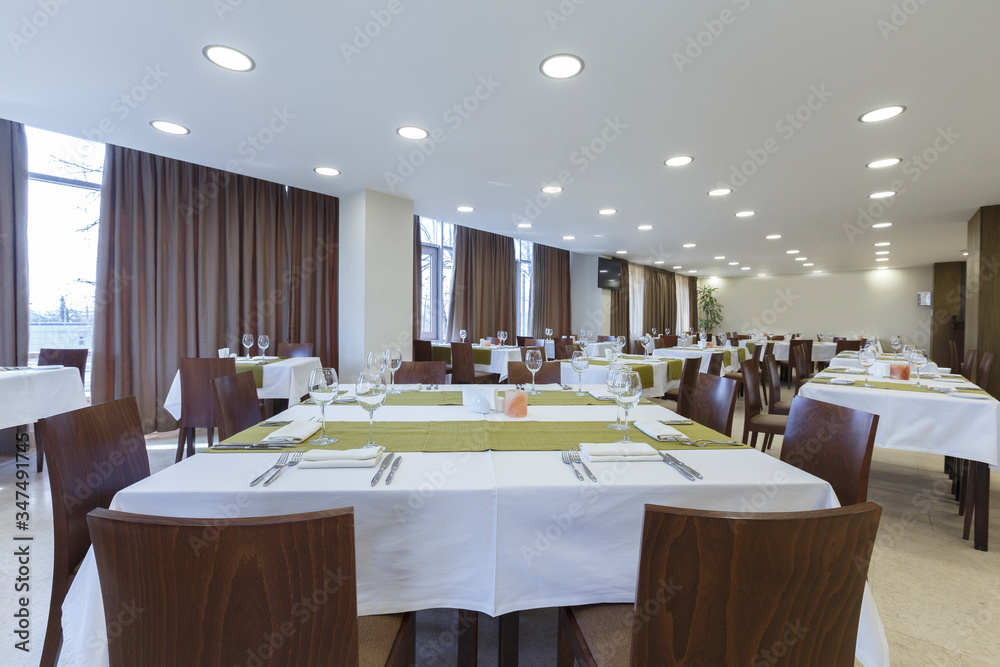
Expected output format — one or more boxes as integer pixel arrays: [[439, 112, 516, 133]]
[[507, 361, 561, 385], [553, 339, 572, 360], [413, 339, 433, 362], [276, 342, 314, 358], [394, 361, 446, 385], [38, 347, 88, 382], [740, 358, 764, 423], [978, 352, 994, 390], [212, 372, 262, 441], [763, 354, 783, 410], [662, 335, 678, 348], [793, 343, 813, 387], [706, 351, 724, 376], [962, 348, 977, 381], [836, 340, 862, 354], [449, 342, 476, 384], [520, 346, 545, 361], [178, 357, 236, 429], [674, 357, 701, 418], [688, 373, 737, 437]]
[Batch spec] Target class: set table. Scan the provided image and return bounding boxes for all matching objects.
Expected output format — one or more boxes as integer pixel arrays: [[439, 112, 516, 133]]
[[559, 355, 682, 398], [770, 340, 839, 363], [651, 345, 748, 373], [432, 344, 523, 381], [0, 365, 87, 430]]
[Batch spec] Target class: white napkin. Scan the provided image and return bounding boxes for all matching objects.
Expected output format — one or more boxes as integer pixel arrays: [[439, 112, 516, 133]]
[[580, 442, 661, 462], [634, 420, 690, 442], [588, 389, 616, 401], [261, 421, 321, 444], [30, 365, 63, 371], [218, 347, 230, 358], [830, 377, 857, 385], [299, 446, 386, 468]]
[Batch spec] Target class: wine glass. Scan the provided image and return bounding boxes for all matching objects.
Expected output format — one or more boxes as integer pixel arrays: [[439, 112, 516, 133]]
[[308, 368, 339, 445], [651, 328, 658, 337], [571, 351, 590, 396], [460, 329, 467, 343], [858, 347, 876, 387], [257, 334, 270, 360], [385, 344, 403, 394], [545, 327, 553, 341], [497, 330, 508, 346], [911, 348, 928, 383], [641, 333, 653, 357], [665, 328, 670, 336], [355, 370, 387, 448], [614, 335, 626, 359], [890, 336, 902, 354], [242, 333, 254, 359], [606, 365, 626, 430], [525, 349, 543, 395], [613, 370, 643, 443]]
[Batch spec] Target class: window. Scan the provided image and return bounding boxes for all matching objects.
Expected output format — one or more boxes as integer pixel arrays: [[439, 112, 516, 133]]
[[25, 127, 104, 393], [515, 239, 533, 336], [419, 217, 454, 340]]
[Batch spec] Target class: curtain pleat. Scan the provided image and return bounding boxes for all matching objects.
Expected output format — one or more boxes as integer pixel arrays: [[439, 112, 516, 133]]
[[447, 225, 516, 342], [689, 277, 699, 331], [412, 216, 422, 344], [531, 243, 571, 337], [610, 258, 630, 340], [642, 265, 677, 334]]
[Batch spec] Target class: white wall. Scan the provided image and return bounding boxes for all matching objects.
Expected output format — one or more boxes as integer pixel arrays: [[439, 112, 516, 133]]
[[570, 253, 613, 336], [705, 266, 934, 346]]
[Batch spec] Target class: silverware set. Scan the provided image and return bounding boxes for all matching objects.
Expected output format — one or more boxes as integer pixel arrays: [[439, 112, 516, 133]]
[[561, 451, 597, 482], [658, 451, 701, 481], [371, 452, 403, 485], [421, 384, 441, 391], [250, 452, 303, 487]]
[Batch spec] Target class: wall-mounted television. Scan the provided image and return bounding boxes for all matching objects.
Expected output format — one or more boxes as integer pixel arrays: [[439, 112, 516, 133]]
[[597, 257, 622, 290]]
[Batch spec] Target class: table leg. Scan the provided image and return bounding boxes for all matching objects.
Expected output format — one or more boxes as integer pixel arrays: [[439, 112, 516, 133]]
[[456, 610, 478, 666], [974, 462, 990, 552], [499, 611, 519, 667]]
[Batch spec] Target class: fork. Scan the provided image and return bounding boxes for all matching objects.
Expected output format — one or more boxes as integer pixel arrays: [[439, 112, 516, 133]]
[[561, 451, 584, 481], [250, 453, 288, 487], [263, 451, 303, 487], [569, 451, 597, 482]]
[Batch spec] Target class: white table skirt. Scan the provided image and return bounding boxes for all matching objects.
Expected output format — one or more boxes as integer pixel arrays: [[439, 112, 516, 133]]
[[0, 367, 87, 430], [828, 353, 945, 375], [163, 356, 322, 420], [652, 346, 746, 373], [771, 341, 839, 363], [559, 361, 676, 398]]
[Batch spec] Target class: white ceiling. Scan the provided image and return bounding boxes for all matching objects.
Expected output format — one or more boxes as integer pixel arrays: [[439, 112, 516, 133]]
[[2, 0, 997, 276]]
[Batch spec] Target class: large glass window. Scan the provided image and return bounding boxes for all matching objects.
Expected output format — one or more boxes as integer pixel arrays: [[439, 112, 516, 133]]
[[419, 217, 454, 340], [515, 239, 533, 336]]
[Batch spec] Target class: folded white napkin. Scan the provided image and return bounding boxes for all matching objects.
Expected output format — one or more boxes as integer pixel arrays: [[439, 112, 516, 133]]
[[634, 420, 690, 442], [588, 389, 616, 401], [830, 377, 857, 385], [261, 421, 321, 444], [836, 367, 865, 374], [218, 347, 230, 358], [580, 442, 661, 462], [299, 446, 385, 468]]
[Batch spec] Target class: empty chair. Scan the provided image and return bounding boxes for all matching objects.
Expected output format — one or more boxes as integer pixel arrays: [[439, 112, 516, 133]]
[[393, 361, 446, 385], [769, 334, 785, 341], [835, 339, 862, 354], [516, 335, 531, 347], [37, 347, 88, 381], [653, 337, 669, 349], [413, 339, 433, 362], [660, 357, 700, 417], [977, 352, 993, 389], [450, 342, 497, 384], [780, 396, 878, 505], [553, 339, 572, 360], [597, 335, 613, 342], [763, 354, 792, 416], [784, 338, 813, 389], [962, 348, 977, 381], [275, 342, 314, 358], [949, 339, 960, 375], [706, 351, 724, 376], [36, 397, 150, 667], [212, 372, 263, 441], [740, 358, 787, 450], [507, 361, 561, 385], [688, 373, 737, 437], [558, 502, 882, 667], [87, 507, 415, 667], [176, 357, 236, 462], [759, 341, 775, 405], [793, 342, 816, 392], [662, 334, 678, 347], [521, 345, 545, 361]]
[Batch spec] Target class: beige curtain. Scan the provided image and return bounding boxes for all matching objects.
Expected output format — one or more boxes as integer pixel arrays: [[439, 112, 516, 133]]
[[412, 215, 421, 343], [92, 145, 339, 432], [610, 258, 630, 340], [675, 272, 691, 332], [447, 225, 516, 342], [643, 265, 677, 334], [0, 119, 29, 454], [689, 277, 699, 330], [531, 243, 571, 337]]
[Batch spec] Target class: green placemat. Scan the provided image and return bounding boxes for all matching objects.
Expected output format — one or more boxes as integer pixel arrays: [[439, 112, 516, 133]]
[[235, 357, 287, 388], [809, 377, 990, 396], [303, 391, 465, 407], [563, 359, 655, 389], [499, 390, 651, 406], [432, 344, 493, 365]]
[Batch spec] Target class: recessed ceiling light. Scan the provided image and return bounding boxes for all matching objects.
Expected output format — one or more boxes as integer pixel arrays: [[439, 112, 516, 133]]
[[687, 269, 697, 273], [877, 266, 889, 270], [786, 250, 800, 254], [616, 250, 627, 254], [672, 265, 682, 269], [803, 263, 814, 267], [541, 185, 563, 194], [741, 267, 751, 271], [654, 261, 665, 265], [562, 235, 575, 240], [813, 270, 823, 274], [869, 191, 895, 199], [875, 251, 890, 255], [735, 211, 755, 218], [872, 222, 893, 228], [962, 251, 969, 256], [765, 234, 782, 240], [150, 120, 190, 135], [876, 258, 889, 262], [859, 105, 906, 123], [683, 243, 696, 248], [517, 222, 532, 229], [664, 156, 694, 167], [397, 126, 428, 140], [708, 188, 731, 196], [795, 257, 807, 261], [714, 256, 725, 260], [540, 54, 584, 79], [874, 242, 891, 247], [728, 261, 739, 266], [758, 273, 767, 277], [599, 208, 616, 215], [867, 158, 901, 169], [314, 166, 340, 176], [637, 225, 653, 231], [202, 45, 255, 71], [457, 206, 474, 213]]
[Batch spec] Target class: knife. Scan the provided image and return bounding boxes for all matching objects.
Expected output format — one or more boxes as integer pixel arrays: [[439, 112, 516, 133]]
[[214, 444, 290, 450], [385, 456, 403, 485], [660, 451, 703, 479], [370, 453, 395, 486], [658, 451, 698, 481]]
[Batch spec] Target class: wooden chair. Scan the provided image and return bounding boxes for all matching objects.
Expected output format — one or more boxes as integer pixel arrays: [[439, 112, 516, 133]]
[[660, 357, 700, 416], [949, 339, 960, 375], [521, 345, 545, 361], [516, 335, 531, 347], [557, 502, 882, 667], [507, 361, 561, 385], [450, 342, 497, 384], [706, 351, 724, 376], [783, 338, 813, 389], [977, 352, 993, 389], [722, 349, 748, 395], [792, 342, 817, 392], [759, 341, 775, 405], [662, 334, 678, 348], [36, 397, 150, 667], [780, 396, 878, 505], [763, 354, 792, 416], [176, 357, 235, 462], [688, 373, 737, 437], [275, 342, 314, 358], [962, 348, 977, 381], [87, 507, 415, 667], [597, 335, 614, 342], [212, 372, 262, 441], [631, 339, 645, 356], [835, 339, 862, 354], [37, 347, 88, 382], [553, 339, 572, 360], [740, 358, 787, 450], [769, 334, 785, 341], [413, 339, 433, 362], [393, 361, 446, 385], [652, 337, 669, 349]]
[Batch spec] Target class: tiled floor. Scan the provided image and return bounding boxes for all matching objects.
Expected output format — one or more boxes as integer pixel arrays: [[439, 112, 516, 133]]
[[1, 401, 998, 666]]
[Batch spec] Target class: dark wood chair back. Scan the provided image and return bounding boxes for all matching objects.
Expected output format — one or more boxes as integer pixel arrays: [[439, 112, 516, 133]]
[[507, 361, 560, 385], [675, 357, 701, 418], [178, 357, 236, 429], [963, 348, 978, 381], [394, 361, 446, 384], [793, 342, 813, 388], [87, 507, 415, 667], [212, 372, 262, 441], [37, 397, 150, 667], [740, 358, 765, 422], [523, 337, 543, 347], [662, 334, 678, 348], [553, 339, 571, 360], [413, 339, 433, 362], [632, 339, 645, 355], [275, 342, 314, 358], [769, 335, 785, 341], [688, 373, 737, 437], [38, 347, 88, 382], [706, 351, 724, 376], [627, 503, 882, 665], [653, 338, 669, 349], [780, 396, 879, 506], [764, 354, 784, 411], [835, 339, 862, 354], [949, 339, 960, 374], [978, 352, 994, 390], [515, 335, 530, 347], [520, 345, 545, 361], [450, 342, 476, 384]]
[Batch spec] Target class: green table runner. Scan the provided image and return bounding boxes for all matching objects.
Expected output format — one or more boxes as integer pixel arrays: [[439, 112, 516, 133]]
[[809, 377, 990, 396], [432, 344, 494, 365], [572, 358, 655, 388], [304, 391, 465, 406], [213, 419, 747, 453], [235, 357, 287, 388], [498, 390, 651, 406]]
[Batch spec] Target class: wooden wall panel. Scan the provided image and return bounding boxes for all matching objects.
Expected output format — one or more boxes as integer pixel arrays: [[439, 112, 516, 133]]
[[930, 262, 965, 367], [968, 206, 1000, 397]]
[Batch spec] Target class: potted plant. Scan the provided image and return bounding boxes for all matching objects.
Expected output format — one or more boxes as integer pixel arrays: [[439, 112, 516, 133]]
[[697, 285, 724, 336]]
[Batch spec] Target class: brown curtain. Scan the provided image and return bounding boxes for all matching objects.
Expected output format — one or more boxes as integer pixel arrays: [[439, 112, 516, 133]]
[[531, 243, 571, 337], [689, 276, 699, 330], [643, 265, 677, 334], [92, 145, 339, 432], [412, 215, 421, 344], [447, 225, 516, 342], [0, 119, 29, 454], [610, 258, 630, 340]]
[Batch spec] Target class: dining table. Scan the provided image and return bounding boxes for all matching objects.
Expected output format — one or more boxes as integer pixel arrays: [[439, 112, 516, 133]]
[[559, 355, 682, 398], [0, 365, 87, 430], [828, 351, 946, 375], [432, 343, 523, 381], [59, 384, 889, 667], [651, 345, 748, 373], [771, 340, 839, 363]]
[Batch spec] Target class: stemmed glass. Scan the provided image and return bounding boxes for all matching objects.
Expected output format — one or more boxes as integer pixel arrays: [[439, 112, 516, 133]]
[[242, 333, 254, 359], [385, 344, 403, 394], [651, 328, 658, 337], [525, 349, 543, 395], [497, 330, 508, 346], [571, 351, 590, 396], [858, 347, 876, 387], [641, 333, 653, 357], [890, 336, 902, 354], [911, 348, 928, 383], [664, 328, 670, 336], [257, 334, 270, 360], [545, 327, 553, 341], [698, 331, 707, 348], [460, 329, 467, 343], [308, 368, 339, 445], [606, 365, 626, 430], [613, 335, 626, 360], [612, 370, 642, 443], [356, 370, 387, 448]]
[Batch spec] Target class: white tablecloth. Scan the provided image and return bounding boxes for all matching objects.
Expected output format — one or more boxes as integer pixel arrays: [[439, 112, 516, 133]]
[[163, 356, 322, 420], [0, 367, 87, 430], [652, 346, 746, 373], [771, 341, 839, 363], [60, 390, 887, 667], [559, 359, 677, 398], [828, 353, 944, 375]]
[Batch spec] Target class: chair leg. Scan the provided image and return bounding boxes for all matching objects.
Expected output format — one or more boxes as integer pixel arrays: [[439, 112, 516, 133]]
[[750, 431, 759, 450], [40, 577, 64, 667], [958, 459, 969, 516], [963, 463, 977, 540], [35, 428, 44, 473], [557, 608, 576, 667], [186, 428, 196, 457], [175, 427, 187, 463], [499, 612, 519, 667], [457, 610, 479, 666], [207, 426, 215, 448]]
